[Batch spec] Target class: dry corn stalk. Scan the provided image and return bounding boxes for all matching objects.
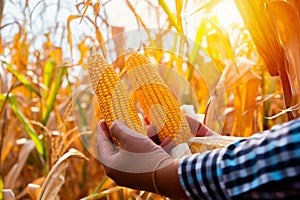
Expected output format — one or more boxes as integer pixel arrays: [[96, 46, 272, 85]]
[[124, 51, 192, 145], [234, 0, 300, 119], [87, 49, 145, 144]]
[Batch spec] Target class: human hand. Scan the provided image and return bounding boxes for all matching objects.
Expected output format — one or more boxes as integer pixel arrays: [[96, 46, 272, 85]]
[[97, 119, 185, 197], [185, 115, 218, 137]]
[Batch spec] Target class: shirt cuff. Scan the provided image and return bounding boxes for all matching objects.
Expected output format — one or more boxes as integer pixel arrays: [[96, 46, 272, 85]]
[[178, 149, 229, 200]]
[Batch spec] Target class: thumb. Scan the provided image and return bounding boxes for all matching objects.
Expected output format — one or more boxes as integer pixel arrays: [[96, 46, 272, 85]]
[[110, 120, 151, 153], [146, 125, 160, 145], [185, 115, 215, 136]]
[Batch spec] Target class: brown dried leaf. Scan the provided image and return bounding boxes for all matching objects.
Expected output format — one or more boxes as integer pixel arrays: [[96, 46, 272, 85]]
[[267, 1, 300, 118], [77, 39, 89, 65], [93, 1, 100, 16], [4, 140, 35, 188], [26, 183, 41, 200], [2, 189, 15, 200], [0, 64, 8, 93], [231, 70, 261, 137], [37, 148, 88, 200], [234, 0, 284, 76], [219, 57, 256, 90], [80, 0, 91, 24], [67, 15, 82, 59], [1, 119, 18, 162]]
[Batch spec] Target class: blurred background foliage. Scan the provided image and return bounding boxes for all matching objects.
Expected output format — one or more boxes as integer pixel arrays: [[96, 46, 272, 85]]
[[0, 0, 299, 199]]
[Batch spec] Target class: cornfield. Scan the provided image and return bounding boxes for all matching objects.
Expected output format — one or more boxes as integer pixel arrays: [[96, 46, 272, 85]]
[[0, 0, 299, 199]]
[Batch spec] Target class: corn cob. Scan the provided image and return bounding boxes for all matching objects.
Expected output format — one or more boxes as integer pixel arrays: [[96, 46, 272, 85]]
[[87, 49, 145, 144], [125, 51, 192, 145]]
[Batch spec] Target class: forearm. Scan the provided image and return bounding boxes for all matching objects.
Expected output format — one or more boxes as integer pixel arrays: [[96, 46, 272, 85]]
[[155, 160, 189, 199]]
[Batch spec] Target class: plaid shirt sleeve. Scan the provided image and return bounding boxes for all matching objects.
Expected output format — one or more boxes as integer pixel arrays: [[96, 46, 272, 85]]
[[178, 118, 300, 200]]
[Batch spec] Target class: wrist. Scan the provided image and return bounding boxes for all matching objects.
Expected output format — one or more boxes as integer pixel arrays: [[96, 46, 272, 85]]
[[154, 159, 188, 199]]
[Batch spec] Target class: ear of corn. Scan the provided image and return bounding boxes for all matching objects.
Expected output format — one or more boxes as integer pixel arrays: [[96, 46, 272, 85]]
[[87, 49, 145, 144], [125, 51, 192, 145]]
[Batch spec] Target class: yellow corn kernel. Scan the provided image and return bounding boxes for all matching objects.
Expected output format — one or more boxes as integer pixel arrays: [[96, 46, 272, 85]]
[[87, 49, 145, 144], [125, 51, 192, 145]]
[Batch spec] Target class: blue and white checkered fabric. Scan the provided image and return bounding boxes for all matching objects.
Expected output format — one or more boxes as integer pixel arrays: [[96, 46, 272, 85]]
[[178, 118, 300, 199]]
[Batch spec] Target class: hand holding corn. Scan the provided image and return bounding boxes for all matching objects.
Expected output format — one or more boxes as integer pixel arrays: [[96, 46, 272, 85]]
[[88, 48, 192, 145]]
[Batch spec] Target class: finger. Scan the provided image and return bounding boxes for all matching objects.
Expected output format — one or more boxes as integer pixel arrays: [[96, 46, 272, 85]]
[[97, 120, 118, 163], [101, 120, 113, 141], [161, 138, 174, 153], [185, 115, 203, 135], [110, 120, 154, 153], [185, 115, 215, 137], [160, 137, 171, 147], [146, 125, 160, 145]]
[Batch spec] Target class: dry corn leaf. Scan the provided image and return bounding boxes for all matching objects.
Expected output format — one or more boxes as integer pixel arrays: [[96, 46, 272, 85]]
[[205, 17, 235, 65], [93, 0, 100, 16], [111, 26, 125, 70], [27, 183, 41, 200], [1, 119, 18, 161], [4, 140, 35, 188], [80, 187, 123, 200], [125, 0, 155, 47], [234, 0, 284, 76], [265, 103, 300, 120], [77, 39, 89, 66], [0, 64, 8, 93], [94, 25, 106, 58], [205, 57, 256, 133], [79, 0, 91, 24], [2, 189, 15, 200], [37, 148, 88, 200], [219, 57, 256, 90], [189, 0, 223, 15], [231, 70, 261, 137], [10, 31, 29, 71], [267, 1, 300, 118], [158, 0, 182, 33], [67, 15, 82, 59]]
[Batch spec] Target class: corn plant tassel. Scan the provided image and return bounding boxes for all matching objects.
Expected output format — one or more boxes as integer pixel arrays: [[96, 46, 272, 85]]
[[125, 51, 192, 145], [87, 49, 146, 144]]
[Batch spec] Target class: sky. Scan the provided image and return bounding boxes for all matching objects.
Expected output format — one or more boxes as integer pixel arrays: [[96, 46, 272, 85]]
[[1, 0, 243, 62]]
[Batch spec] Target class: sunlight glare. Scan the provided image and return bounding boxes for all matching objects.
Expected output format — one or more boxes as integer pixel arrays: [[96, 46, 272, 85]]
[[212, 0, 244, 28]]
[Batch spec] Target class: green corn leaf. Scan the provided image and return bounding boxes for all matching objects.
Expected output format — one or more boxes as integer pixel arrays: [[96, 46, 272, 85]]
[[42, 66, 66, 125], [2, 60, 41, 97], [43, 59, 55, 98], [186, 19, 206, 80], [8, 94, 45, 159], [0, 177, 3, 200]]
